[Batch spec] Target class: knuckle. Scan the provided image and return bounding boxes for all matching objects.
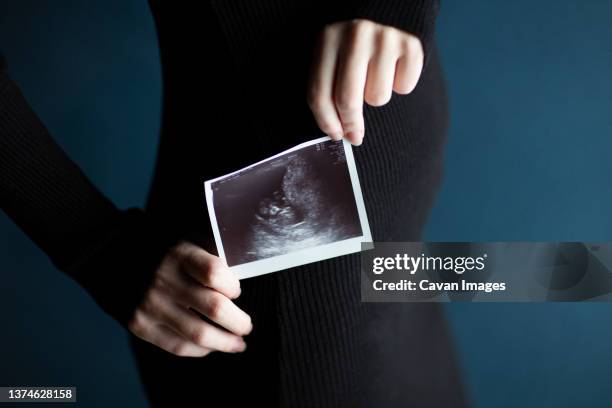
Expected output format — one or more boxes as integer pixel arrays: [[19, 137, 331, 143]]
[[209, 256, 226, 273], [382, 27, 396, 40], [406, 34, 421, 47], [376, 27, 394, 46], [334, 91, 360, 112], [349, 19, 373, 37], [322, 22, 340, 35], [191, 326, 210, 347], [151, 275, 167, 292], [169, 243, 196, 270], [404, 36, 423, 57], [206, 293, 226, 319], [348, 19, 375, 44], [200, 264, 214, 283], [140, 295, 155, 314], [203, 257, 224, 284], [141, 291, 162, 315], [170, 342, 189, 357], [169, 242, 188, 261], [128, 310, 146, 335]]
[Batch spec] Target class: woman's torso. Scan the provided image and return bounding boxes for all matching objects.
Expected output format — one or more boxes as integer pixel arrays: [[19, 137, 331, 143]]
[[132, 2, 465, 407]]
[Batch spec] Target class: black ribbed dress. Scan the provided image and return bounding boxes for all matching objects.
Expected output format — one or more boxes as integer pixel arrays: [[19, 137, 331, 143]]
[[0, 1, 466, 406]]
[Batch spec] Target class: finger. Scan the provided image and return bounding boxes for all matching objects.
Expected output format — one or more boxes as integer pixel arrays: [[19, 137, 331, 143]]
[[129, 311, 212, 357], [151, 294, 247, 353], [334, 22, 374, 145], [307, 26, 344, 140], [175, 243, 241, 299], [153, 257, 252, 336], [365, 31, 400, 106], [392, 38, 423, 94], [179, 281, 253, 336]]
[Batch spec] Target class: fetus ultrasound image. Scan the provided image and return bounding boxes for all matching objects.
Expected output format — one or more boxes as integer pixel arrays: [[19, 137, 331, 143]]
[[211, 140, 363, 266]]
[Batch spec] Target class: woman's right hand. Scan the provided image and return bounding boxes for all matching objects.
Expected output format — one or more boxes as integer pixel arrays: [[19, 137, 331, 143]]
[[128, 241, 252, 357]]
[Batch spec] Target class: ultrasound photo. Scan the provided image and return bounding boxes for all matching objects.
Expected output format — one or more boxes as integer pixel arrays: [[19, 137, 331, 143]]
[[205, 137, 371, 278]]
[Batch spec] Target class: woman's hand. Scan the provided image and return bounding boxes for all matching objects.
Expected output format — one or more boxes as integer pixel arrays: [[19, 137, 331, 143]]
[[307, 19, 424, 146], [128, 242, 252, 357]]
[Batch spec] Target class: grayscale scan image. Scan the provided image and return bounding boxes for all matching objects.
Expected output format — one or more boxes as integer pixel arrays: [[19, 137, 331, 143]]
[[211, 140, 362, 266]]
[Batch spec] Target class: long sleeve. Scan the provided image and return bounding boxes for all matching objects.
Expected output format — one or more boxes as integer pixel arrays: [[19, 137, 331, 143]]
[[335, 0, 440, 66], [0, 55, 179, 326]]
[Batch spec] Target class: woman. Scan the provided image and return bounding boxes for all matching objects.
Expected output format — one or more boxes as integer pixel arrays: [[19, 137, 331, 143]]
[[0, 0, 466, 406]]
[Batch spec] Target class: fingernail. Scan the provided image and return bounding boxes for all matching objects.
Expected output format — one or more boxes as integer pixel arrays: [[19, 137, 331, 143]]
[[233, 340, 247, 353], [348, 131, 363, 146]]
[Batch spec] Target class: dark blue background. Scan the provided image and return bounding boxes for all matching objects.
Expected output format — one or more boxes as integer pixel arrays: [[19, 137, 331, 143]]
[[1, 1, 611, 406]]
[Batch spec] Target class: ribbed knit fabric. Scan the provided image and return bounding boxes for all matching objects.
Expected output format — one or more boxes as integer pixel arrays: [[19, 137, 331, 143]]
[[1, 1, 466, 406], [0, 60, 180, 326], [209, 0, 438, 64], [339, 0, 439, 66], [133, 2, 465, 407], [0, 72, 117, 268]]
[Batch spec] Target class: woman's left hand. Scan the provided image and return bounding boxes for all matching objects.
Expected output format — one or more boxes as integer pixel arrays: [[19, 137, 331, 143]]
[[307, 19, 424, 146]]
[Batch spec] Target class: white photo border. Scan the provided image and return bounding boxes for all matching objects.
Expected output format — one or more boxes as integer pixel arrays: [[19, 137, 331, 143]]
[[204, 136, 372, 280]]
